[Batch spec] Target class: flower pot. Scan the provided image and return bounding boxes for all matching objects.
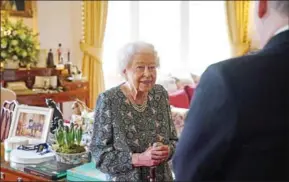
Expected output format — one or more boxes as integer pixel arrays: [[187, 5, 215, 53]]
[[52, 150, 89, 165]]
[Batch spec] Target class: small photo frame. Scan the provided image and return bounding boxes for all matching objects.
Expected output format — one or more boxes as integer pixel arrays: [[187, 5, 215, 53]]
[[8, 105, 54, 144]]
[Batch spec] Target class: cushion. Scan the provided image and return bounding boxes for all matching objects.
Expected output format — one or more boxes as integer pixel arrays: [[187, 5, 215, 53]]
[[170, 72, 196, 89], [170, 106, 189, 137], [156, 75, 178, 93], [168, 89, 190, 109], [184, 85, 195, 101]]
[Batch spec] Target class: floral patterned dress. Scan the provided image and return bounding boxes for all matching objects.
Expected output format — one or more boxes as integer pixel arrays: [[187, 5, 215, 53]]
[[89, 84, 178, 181]]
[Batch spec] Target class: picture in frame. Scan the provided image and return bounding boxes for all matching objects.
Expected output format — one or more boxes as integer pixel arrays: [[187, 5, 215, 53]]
[[0, 0, 33, 18], [8, 105, 54, 144]]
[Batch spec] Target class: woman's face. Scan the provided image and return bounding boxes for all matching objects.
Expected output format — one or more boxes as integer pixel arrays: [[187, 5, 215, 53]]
[[125, 53, 157, 93]]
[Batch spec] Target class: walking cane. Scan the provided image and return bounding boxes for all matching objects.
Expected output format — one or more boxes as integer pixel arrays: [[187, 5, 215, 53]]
[[147, 142, 162, 182]]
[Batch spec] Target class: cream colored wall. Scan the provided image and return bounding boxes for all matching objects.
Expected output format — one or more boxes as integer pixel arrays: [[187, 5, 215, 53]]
[[37, 1, 83, 68], [11, 1, 83, 120], [38, 1, 83, 120]]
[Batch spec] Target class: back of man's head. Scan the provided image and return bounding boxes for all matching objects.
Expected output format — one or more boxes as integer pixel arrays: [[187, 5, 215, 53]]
[[253, 1, 289, 48], [270, 1, 289, 17]]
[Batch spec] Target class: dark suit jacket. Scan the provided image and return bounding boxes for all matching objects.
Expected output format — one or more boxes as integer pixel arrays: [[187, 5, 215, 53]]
[[173, 30, 289, 181]]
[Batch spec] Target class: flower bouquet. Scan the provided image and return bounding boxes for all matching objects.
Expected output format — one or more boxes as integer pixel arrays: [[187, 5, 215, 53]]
[[0, 12, 40, 68]]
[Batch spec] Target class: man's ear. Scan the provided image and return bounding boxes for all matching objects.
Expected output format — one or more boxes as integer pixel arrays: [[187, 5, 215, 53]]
[[258, 0, 268, 18]]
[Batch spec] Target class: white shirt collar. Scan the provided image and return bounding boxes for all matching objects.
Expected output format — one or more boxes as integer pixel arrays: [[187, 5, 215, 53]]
[[274, 25, 289, 36]]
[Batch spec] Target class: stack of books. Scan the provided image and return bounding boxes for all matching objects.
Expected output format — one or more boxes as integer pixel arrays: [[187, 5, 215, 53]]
[[24, 160, 80, 180], [66, 162, 107, 181]]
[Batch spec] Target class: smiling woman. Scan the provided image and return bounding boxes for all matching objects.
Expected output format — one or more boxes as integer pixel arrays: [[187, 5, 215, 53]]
[[89, 41, 178, 181]]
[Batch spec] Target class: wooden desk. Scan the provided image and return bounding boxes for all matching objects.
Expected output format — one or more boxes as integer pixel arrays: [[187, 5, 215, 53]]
[[0, 161, 51, 181], [17, 80, 89, 110], [0, 68, 90, 110]]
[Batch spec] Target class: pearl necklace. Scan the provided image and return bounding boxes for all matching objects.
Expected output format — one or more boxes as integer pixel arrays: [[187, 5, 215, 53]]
[[122, 86, 148, 112], [130, 98, 147, 112]]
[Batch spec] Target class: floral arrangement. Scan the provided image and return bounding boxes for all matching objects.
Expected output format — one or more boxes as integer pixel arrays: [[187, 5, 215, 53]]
[[53, 121, 85, 154], [0, 12, 40, 66]]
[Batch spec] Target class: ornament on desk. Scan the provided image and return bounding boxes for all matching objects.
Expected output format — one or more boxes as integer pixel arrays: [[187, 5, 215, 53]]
[[65, 49, 72, 76], [57, 43, 62, 64], [45, 98, 64, 134], [46, 49, 55, 68], [67, 49, 70, 63], [72, 99, 92, 115]]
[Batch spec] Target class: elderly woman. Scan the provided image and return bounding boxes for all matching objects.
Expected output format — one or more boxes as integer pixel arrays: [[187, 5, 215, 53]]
[[89, 41, 178, 181]]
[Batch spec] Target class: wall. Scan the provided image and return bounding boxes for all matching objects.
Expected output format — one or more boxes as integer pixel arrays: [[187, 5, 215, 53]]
[[38, 1, 83, 120], [37, 1, 83, 68], [10, 1, 83, 120]]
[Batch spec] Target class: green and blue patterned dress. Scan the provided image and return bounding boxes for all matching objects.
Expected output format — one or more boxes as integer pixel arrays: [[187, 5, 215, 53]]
[[89, 84, 178, 181]]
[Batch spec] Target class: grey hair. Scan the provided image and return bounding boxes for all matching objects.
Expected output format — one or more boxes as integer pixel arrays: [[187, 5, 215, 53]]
[[117, 41, 160, 77]]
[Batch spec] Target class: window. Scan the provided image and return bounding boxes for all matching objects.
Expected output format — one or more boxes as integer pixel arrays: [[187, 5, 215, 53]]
[[102, 1, 131, 88], [188, 2, 231, 75], [139, 1, 181, 74], [102, 1, 231, 89]]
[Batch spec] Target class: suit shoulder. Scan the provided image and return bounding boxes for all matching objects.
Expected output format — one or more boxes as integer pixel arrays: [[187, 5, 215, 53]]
[[206, 53, 267, 80], [209, 54, 254, 71]]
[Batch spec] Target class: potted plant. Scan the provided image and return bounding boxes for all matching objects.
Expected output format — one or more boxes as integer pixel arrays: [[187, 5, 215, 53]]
[[52, 120, 88, 165], [0, 12, 40, 69]]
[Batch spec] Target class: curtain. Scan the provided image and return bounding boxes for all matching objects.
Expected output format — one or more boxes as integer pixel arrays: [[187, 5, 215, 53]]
[[80, 1, 108, 109], [226, 1, 251, 57]]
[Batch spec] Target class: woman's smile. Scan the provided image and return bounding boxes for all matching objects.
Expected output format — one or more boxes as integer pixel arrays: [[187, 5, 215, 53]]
[[140, 80, 152, 85]]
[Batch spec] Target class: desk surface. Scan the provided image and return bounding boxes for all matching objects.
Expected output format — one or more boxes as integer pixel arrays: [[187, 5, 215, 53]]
[[0, 160, 62, 181]]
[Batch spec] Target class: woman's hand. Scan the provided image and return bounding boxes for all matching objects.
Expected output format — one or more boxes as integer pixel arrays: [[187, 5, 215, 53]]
[[132, 147, 162, 167], [151, 144, 170, 162]]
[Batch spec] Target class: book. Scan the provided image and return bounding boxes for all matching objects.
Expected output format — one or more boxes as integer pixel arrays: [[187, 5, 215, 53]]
[[24, 160, 80, 180], [67, 162, 107, 181]]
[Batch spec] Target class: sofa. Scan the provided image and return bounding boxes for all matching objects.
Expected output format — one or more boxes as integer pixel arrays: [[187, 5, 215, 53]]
[[156, 73, 199, 137]]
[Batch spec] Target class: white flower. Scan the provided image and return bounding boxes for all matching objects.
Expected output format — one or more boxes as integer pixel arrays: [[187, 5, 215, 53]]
[[7, 30, 11, 35], [1, 52, 7, 58], [22, 51, 27, 57], [12, 55, 18, 60], [1, 44, 7, 49], [11, 40, 18, 46], [20, 34, 26, 40], [12, 31, 17, 36]]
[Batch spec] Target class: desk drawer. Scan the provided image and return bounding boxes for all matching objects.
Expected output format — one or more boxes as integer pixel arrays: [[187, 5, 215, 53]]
[[63, 81, 88, 91], [1, 169, 38, 182]]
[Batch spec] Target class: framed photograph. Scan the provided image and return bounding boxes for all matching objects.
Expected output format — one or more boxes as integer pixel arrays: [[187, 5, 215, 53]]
[[0, 0, 34, 18], [8, 105, 54, 144]]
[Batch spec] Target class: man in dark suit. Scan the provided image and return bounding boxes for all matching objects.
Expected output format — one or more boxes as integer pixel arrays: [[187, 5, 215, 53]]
[[173, 1, 289, 181]]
